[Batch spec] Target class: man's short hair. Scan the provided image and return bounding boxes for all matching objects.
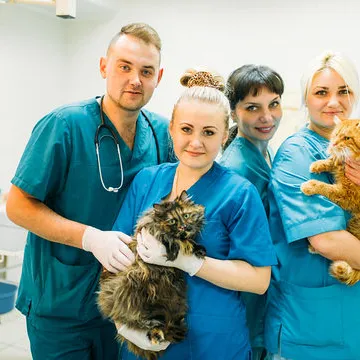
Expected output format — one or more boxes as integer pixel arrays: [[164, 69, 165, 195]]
[[107, 23, 161, 54]]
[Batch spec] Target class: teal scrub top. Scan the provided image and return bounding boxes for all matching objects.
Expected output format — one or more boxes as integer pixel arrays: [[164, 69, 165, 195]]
[[12, 98, 171, 331], [220, 136, 273, 350], [265, 126, 360, 360], [113, 162, 278, 360]]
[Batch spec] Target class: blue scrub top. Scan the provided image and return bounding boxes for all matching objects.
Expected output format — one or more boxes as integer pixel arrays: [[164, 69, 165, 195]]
[[113, 162, 277, 360], [220, 137, 273, 350], [220, 137, 273, 217], [12, 97, 171, 331], [265, 126, 360, 360]]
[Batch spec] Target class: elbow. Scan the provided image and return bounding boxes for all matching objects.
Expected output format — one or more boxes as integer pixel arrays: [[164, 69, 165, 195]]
[[253, 266, 271, 295], [308, 233, 336, 259], [6, 193, 18, 225], [5, 186, 27, 227]]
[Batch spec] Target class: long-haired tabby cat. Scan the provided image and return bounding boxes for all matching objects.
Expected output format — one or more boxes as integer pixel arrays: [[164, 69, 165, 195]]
[[301, 117, 360, 285], [97, 190, 206, 360]]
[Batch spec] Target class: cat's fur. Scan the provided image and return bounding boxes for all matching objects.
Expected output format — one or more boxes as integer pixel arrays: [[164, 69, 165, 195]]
[[301, 117, 360, 285], [97, 190, 206, 360]]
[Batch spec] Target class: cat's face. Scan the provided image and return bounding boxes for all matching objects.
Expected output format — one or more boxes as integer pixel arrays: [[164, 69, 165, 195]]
[[153, 194, 205, 240], [329, 118, 360, 160]]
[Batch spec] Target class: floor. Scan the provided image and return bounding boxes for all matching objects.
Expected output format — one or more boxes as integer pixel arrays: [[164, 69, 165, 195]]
[[0, 309, 31, 359]]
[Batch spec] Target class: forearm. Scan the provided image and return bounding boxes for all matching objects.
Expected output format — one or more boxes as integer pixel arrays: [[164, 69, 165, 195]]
[[6, 185, 85, 248], [195, 257, 271, 294], [309, 230, 360, 269]]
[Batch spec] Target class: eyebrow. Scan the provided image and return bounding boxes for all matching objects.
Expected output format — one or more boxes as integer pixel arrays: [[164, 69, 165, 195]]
[[179, 123, 218, 130], [116, 59, 155, 71], [313, 85, 348, 90], [244, 95, 281, 105]]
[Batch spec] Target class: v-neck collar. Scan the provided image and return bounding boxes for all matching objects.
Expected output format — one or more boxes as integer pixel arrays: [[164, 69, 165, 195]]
[[160, 162, 220, 202]]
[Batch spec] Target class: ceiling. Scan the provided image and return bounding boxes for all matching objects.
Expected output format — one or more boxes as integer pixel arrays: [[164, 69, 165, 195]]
[[3, 0, 120, 20]]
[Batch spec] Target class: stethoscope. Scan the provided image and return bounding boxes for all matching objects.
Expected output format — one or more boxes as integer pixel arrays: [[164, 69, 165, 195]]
[[95, 95, 161, 193]]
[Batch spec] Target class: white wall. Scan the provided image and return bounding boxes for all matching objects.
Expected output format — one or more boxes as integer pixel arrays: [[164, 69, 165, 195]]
[[66, 0, 360, 148], [0, 4, 68, 191], [1, 0, 360, 191]]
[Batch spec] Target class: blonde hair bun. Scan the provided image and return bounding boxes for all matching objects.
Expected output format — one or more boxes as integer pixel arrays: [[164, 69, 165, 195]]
[[180, 69, 225, 92]]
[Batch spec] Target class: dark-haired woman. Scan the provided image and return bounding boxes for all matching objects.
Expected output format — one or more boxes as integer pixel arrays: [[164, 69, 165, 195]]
[[220, 65, 284, 360]]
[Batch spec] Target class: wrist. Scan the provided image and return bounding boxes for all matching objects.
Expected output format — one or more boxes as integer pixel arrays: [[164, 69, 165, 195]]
[[181, 255, 205, 276], [82, 226, 101, 252]]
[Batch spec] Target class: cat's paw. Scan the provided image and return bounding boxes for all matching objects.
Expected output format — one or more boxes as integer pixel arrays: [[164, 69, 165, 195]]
[[148, 328, 165, 345], [300, 180, 319, 196], [330, 261, 360, 285], [308, 244, 317, 254], [193, 244, 206, 258], [309, 162, 324, 173]]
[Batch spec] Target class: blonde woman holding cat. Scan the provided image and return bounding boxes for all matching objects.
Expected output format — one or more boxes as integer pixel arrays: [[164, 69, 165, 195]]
[[112, 69, 277, 360], [264, 51, 360, 360]]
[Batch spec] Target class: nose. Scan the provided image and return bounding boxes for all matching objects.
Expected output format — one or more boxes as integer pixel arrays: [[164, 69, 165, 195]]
[[129, 71, 141, 87], [327, 94, 340, 107], [259, 109, 273, 123], [189, 135, 202, 148]]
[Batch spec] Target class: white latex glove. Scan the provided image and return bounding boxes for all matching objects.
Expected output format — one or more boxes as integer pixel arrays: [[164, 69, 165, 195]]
[[137, 228, 204, 276], [82, 226, 135, 273], [116, 323, 170, 351]]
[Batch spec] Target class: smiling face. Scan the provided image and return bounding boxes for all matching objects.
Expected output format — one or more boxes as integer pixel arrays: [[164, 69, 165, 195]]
[[170, 99, 228, 173], [233, 87, 282, 147], [100, 34, 163, 113], [306, 67, 354, 138]]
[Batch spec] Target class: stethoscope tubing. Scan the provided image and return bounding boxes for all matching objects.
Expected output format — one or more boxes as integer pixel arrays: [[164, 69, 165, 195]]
[[95, 95, 160, 192]]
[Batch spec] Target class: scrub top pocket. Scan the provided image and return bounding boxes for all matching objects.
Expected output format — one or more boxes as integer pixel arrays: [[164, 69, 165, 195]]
[[35, 256, 100, 321], [280, 281, 344, 347]]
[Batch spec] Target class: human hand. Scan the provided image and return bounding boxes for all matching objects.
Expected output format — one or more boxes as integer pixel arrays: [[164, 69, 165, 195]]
[[82, 226, 135, 273], [136, 229, 204, 276], [116, 323, 170, 351], [345, 158, 360, 186]]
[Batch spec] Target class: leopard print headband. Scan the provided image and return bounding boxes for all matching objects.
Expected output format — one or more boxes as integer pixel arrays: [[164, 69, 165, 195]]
[[187, 71, 224, 91]]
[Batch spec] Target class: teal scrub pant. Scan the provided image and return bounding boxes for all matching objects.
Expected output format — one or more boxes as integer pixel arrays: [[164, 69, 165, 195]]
[[27, 318, 119, 360]]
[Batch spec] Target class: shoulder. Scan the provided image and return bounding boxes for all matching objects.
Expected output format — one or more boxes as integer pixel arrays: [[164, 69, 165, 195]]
[[274, 127, 328, 168], [141, 109, 170, 130], [35, 98, 99, 131], [213, 162, 255, 195], [220, 137, 262, 174]]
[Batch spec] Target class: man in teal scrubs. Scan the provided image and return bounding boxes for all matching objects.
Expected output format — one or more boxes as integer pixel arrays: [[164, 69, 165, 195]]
[[6, 23, 171, 359]]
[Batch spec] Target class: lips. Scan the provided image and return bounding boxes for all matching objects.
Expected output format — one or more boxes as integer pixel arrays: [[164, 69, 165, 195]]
[[185, 150, 205, 157], [255, 126, 274, 133], [323, 111, 341, 116], [124, 91, 142, 95]]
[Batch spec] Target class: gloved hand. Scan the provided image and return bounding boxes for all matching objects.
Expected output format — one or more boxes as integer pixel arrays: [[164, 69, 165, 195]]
[[116, 323, 170, 351], [82, 226, 135, 273], [137, 228, 204, 276]]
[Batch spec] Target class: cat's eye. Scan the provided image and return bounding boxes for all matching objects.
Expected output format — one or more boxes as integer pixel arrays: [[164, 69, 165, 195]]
[[344, 136, 351, 140], [183, 213, 190, 219], [167, 219, 176, 225]]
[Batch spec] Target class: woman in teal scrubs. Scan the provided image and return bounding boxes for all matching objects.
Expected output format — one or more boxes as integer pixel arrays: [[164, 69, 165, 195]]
[[220, 65, 284, 360], [265, 51, 360, 360], [113, 69, 278, 360]]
